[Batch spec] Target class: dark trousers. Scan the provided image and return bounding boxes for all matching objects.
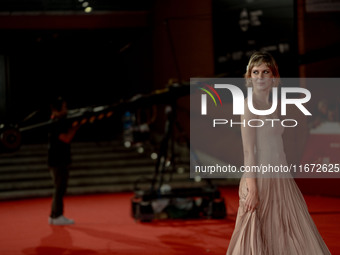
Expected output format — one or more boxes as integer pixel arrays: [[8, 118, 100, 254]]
[[49, 166, 69, 218]]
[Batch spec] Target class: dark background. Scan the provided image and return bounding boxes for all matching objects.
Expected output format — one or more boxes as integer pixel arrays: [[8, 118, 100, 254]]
[[0, 0, 339, 163], [212, 0, 297, 77]]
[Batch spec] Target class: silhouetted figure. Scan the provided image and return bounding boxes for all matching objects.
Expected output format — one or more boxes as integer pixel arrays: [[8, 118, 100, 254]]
[[48, 97, 84, 225]]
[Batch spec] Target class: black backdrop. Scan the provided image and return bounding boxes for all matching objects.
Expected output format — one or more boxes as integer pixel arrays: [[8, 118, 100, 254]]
[[0, 27, 153, 123], [212, 0, 298, 78]]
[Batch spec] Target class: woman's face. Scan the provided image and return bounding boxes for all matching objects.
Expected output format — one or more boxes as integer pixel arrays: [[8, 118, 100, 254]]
[[250, 63, 274, 92]]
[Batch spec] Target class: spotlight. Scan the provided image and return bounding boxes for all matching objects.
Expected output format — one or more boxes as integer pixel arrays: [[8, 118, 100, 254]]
[[98, 113, 105, 120], [106, 111, 113, 118], [124, 141, 131, 148], [160, 184, 171, 194], [194, 175, 201, 182], [84, 7, 93, 13], [89, 116, 96, 123], [177, 167, 185, 174], [150, 152, 158, 160], [82, 2, 89, 7], [137, 147, 144, 154]]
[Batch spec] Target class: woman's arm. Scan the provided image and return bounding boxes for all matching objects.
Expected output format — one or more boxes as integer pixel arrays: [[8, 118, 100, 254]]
[[240, 100, 259, 212]]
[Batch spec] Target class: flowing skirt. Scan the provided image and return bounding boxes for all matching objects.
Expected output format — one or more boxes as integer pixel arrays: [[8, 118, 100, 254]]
[[226, 177, 331, 255]]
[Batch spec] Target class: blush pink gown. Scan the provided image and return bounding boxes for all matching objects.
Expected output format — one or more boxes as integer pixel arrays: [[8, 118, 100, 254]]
[[226, 120, 331, 255]]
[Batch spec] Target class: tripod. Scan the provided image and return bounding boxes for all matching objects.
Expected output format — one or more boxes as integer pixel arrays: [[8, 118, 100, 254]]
[[150, 98, 214, 193]]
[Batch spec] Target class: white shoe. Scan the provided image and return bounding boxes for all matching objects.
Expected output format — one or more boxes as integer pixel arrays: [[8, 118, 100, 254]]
[[48, 215, 74, 225]]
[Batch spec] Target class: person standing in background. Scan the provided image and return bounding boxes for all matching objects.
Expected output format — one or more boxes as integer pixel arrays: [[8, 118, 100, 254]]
[[47, 96, 84, 225]]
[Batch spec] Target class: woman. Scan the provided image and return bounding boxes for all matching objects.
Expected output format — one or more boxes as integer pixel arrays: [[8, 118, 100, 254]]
[[226, 51, 331, 254]]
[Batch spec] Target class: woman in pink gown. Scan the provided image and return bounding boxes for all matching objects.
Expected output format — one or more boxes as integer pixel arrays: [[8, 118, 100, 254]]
[[226, 51, 331, 255]]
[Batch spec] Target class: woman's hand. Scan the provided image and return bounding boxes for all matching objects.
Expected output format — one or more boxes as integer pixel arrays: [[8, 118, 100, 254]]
[[245, 189, 259, 213]]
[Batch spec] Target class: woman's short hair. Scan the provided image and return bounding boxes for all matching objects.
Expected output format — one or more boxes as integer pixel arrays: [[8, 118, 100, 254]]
[[245, 51, 280, 87]]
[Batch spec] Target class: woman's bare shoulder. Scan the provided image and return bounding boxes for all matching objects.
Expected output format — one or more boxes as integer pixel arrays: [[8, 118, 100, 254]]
[[243, 98, 256, 119]]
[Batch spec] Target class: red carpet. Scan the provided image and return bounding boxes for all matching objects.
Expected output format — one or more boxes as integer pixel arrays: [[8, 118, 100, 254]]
[[0, 187, 339, 255]]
